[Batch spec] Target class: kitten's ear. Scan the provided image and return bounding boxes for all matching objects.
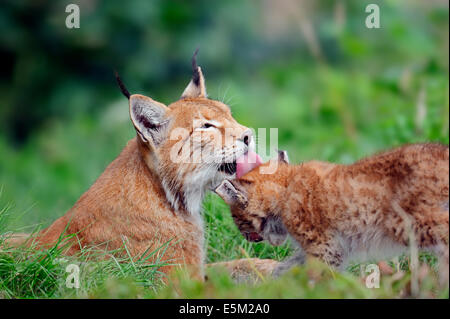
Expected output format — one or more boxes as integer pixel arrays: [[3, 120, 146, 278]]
[[129, 94, 170, 147], [214, 180, 248, 207], [181, 49, 207, 99], [277, 149, 290, 164]]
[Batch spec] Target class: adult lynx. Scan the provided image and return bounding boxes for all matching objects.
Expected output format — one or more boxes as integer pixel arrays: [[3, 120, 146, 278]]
[[7, 53, 267, 279]]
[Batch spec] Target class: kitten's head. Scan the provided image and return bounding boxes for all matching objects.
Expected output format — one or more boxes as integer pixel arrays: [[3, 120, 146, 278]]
[[214, 150, 290, 246]]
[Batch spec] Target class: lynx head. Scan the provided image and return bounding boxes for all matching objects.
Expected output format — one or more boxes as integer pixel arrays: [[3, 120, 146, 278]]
[[215, 150, 290, 245], [116, 51, 253, 217]]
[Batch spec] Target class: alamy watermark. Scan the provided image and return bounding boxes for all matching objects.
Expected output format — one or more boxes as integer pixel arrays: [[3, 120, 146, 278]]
[[168, 126, 280, 174], [65, 264, 80, 289], [365, 264, 380, 289], [64, 4, 382, 32], [65, 4, 80, 29], [365, 4, 381, 29]]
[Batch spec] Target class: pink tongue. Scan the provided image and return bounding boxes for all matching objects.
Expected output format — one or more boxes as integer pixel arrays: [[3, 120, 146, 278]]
[[236, 151, 263, 178]]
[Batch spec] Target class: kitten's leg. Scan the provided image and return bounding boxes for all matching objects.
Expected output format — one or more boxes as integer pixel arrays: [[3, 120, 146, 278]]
[[208, 258, 280, 283], [273, 249, 306, 277], [390, 203, 449, 249], [423, 209, 449, 289], [390, 204, 449, 287], [424, 207, 449, 289], [274, 236, 346, 276], [303, 238, 346, 269]]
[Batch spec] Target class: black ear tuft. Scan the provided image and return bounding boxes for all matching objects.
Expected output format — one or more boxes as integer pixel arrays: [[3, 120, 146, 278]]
[[277, 149, 290, 164], [181, 50, 207, 99], [114, 70, 130, 99], [191, 48, 200, 86]]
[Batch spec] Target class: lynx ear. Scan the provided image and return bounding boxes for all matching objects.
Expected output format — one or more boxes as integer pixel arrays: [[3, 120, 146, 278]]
[[277, 149, 290, 164], [214, 180, 248, 207], [129, 94, 170, 146], [181, 49, 207, 99]]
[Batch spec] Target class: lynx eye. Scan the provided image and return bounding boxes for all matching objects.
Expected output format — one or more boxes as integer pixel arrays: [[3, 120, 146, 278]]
[[201, 122, 215, 129]]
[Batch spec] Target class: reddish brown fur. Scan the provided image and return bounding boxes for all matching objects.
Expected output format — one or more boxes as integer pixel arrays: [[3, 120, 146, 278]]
[[4, 67, 269, 280], [36, 137, 205, 276], [224, 143, 449, 268]]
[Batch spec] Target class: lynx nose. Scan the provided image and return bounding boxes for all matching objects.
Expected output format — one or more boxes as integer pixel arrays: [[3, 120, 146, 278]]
[[240, 129, 252, 147]]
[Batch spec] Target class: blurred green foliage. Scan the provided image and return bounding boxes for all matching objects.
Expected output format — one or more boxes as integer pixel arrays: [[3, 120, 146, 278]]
[[0, 0, 448, 258]]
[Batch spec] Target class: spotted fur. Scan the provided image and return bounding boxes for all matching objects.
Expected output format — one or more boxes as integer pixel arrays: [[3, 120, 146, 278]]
[[217, 143, 449, 272]]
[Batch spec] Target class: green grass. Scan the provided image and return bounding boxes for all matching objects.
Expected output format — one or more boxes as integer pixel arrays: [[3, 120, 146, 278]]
[[1, 193, 448, 299], [0, 208, 173, 298], [149, 258, 448, 299]]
